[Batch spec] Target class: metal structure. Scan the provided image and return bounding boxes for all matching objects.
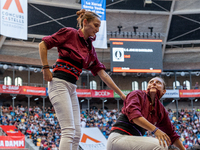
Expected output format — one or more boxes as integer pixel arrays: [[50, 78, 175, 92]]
[[0, 0, 200, 71]]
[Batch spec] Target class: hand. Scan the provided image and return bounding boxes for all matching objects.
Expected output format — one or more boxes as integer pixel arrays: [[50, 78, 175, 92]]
[[154, 129, 171, 147], [43, 69, 53, 81], [120, 93, 126, 100]]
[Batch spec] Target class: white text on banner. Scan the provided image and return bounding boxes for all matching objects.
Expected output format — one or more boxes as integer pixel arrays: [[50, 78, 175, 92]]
[[79, 127, 107, 150], [162, 90, 179, 98], [0, 0, 27, 40], [82, 0, 107, 49]]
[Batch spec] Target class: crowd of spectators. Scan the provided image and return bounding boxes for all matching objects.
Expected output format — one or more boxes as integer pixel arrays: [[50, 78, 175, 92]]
[[1, 105, 200, 150], [0, 105, 59, 150]]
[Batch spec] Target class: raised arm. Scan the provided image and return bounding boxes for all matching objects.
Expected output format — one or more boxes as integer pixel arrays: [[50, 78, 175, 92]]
[[97, 69, 126, 100]]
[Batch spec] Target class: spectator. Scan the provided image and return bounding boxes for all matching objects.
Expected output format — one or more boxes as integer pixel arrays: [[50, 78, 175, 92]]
[[3, 104, 200, 149], [19, 105, 25, 113], [195, 82, 199, 89], [18, 122, 26, 133], [32, 134, 37, 146], [183, 83, 187, 90], [193, 138, 200, 149], [80, 119, 86, 128], [9, 105, 13, 112]]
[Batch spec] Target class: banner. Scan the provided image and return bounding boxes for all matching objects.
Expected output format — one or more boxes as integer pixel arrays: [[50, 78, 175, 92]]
[[162, 90, 179, 98], [0, 125, 25, 149], [82, 0, 107, 49], [0, 0, 27, 40], [0, 84, 21, 94], [0, 136, 25, 148], [77, 89, 92, 97], [21, 86, 46, 96], [0, 125, 24, 136], [91, 90, 114, 98], [114, 90, 132, 98], [0, 84, 46, 96], [46, 87, 48, 96], [179, 89, 200, 98], [79, 127, 107, 150]]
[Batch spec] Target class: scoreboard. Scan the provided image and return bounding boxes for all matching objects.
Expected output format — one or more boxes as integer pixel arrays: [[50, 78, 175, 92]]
[[110, 38, 163, 73]]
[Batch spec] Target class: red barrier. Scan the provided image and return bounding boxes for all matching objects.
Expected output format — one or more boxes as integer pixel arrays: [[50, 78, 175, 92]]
[[21, 86, 46, 96], [91, 90, 114, 98], [0, 125, 24, 136], [76, 89, 92, 97], [0, 136, 25, 148], [76, 89, 114, 98], [179, 89, 200, 98], [0, 126, 25, 148], [0, 84, 46, 96]]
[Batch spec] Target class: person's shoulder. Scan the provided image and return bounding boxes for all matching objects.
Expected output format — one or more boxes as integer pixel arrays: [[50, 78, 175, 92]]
[[125, 90, 146, 101], [65, 27, 77, 32], [128, 90, 146, 96], [57, 27, 77, 34]]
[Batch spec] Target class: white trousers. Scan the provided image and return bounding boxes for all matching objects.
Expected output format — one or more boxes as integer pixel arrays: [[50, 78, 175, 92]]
[[107, 132, 168, 150], [48, 78, 81, 150]]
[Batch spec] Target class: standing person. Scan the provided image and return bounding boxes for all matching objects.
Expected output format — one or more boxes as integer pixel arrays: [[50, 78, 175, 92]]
[[107, 77, 185, 150], [39, 9, 126, 150], [195, 82, 199, 89]]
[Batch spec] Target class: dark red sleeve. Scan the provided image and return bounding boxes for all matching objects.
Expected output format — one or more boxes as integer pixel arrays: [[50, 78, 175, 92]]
[[86, 47, 106, 76], [42, 28, 73, 50], [122, 90, 144, 123], [157, 108, 180, 144]]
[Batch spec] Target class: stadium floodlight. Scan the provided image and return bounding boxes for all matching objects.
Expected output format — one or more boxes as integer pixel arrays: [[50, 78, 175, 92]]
[[180, 72, 185, 76], [18, 66, 24, 71], [137, 73, 141, 76], [3, 64, 8, 70], [34, 68, 38, 73], [148, 27, 153, 35], [144, 0, 152, 7], [166, 72, 170, 77], [151, 73, 156, 76], [117, 25, 123, 34], [133, 26, 138, 33], [122, 72, 126, 76], [34, 98, 39, 101]]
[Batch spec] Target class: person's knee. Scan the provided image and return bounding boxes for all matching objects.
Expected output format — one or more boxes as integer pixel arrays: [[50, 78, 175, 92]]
[[155, 144, 168, 150], [74, 126, 81, 140], [148, 138, 168, 150], [61, 127, 76, 138], [162, 146, 168, 150]]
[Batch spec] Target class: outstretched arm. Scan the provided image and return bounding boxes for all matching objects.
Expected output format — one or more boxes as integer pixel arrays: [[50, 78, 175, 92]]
[[39, 41, 53, 81], [97, 69, 126, 100], [132, 116, 171, 147], [173, 139, 185, 150]]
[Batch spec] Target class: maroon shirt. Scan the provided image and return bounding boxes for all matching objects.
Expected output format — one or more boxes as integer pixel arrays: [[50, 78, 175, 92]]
[[42, 27, 106, 76], [122, 90, 180, 144]]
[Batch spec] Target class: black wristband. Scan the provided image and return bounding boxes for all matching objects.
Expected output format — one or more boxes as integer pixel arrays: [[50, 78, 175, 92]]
[[152, 127, 158, 134], [42, 65, 49, 69]]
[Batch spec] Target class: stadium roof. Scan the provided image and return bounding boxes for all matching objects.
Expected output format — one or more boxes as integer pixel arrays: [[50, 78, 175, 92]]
[[1, 0, 200, 70]]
